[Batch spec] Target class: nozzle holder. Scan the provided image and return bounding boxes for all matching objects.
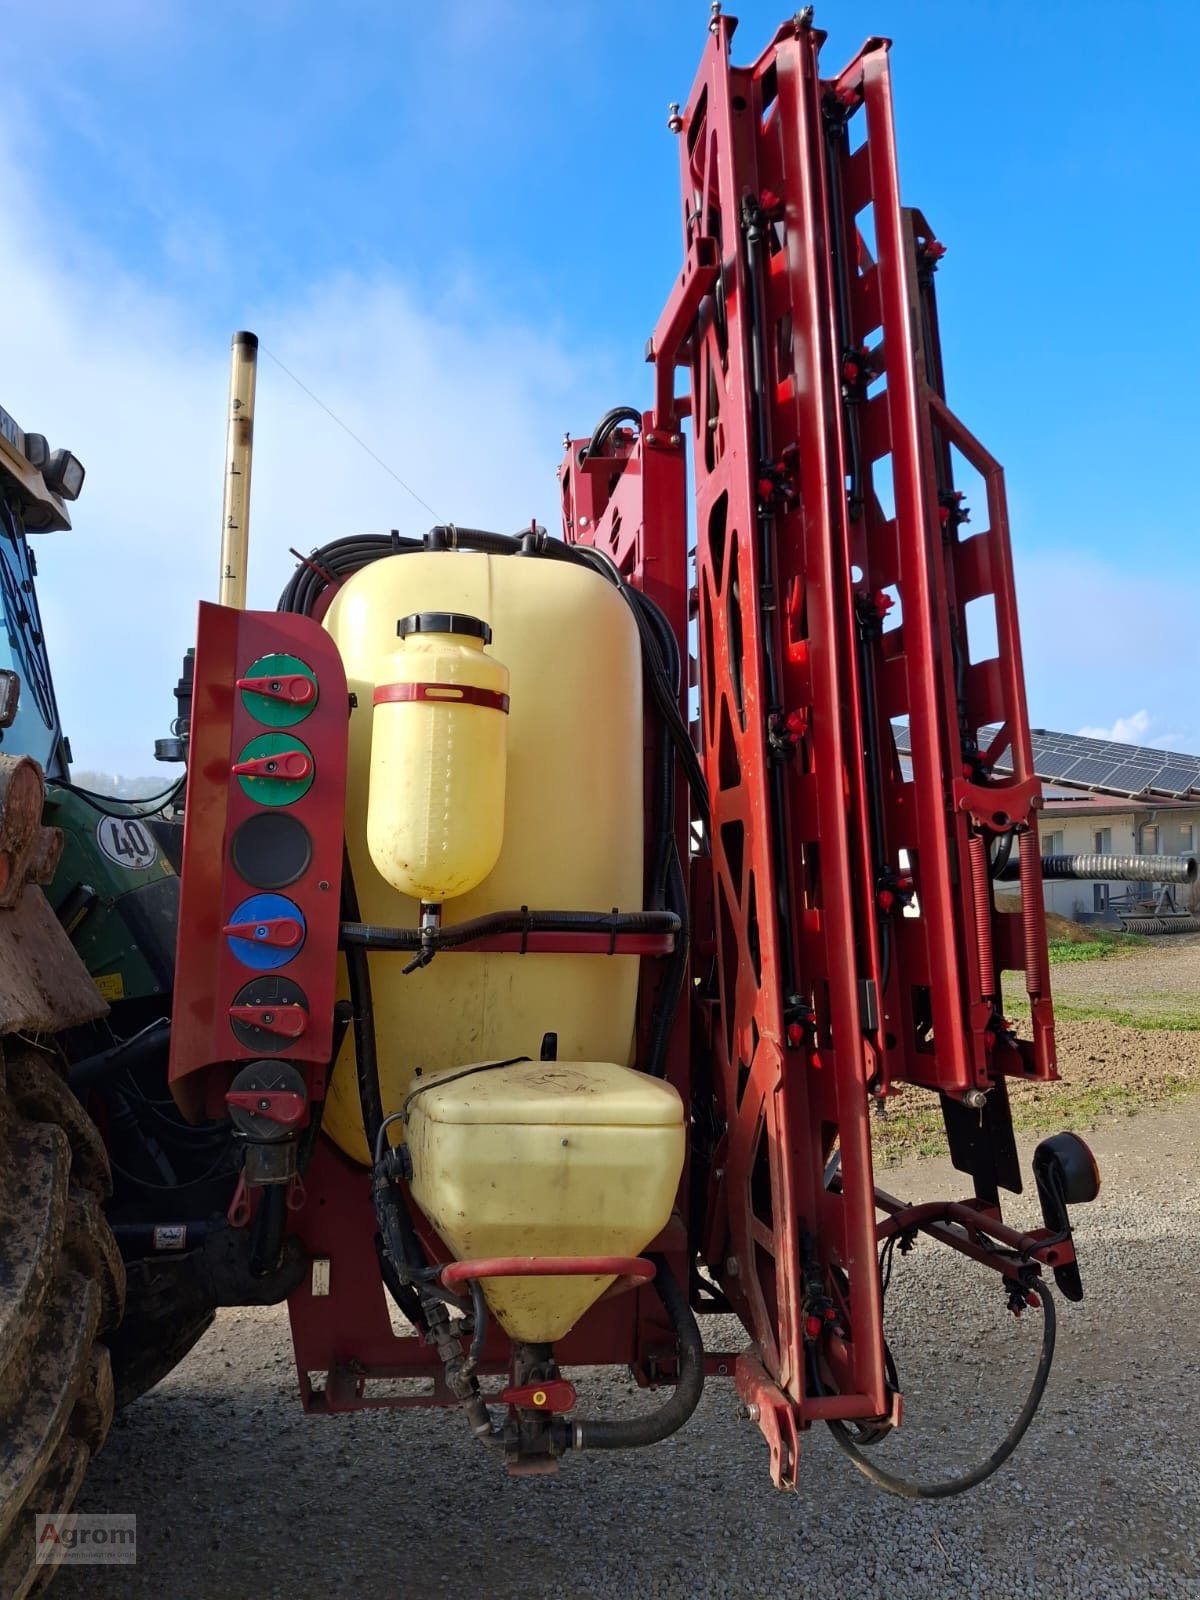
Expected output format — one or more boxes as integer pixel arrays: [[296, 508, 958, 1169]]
[[397, 611, 492, 644]]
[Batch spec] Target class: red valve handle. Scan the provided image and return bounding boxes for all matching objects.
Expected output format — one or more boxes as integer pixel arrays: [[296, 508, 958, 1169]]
[[232, 750, 313, 780], [222, 917, 304, 948], [227, 1004, 308, 1038], [225, 1088, 307, 1127], [498, 1379, 578, 1413], [236, 673, 317, 705]]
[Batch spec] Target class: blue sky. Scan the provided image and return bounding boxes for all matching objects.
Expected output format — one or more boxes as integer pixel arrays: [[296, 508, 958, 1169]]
[[2, 0, 1196, 772]]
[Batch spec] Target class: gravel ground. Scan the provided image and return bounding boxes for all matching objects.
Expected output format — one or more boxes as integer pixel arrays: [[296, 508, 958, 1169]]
[[60, 1100, 1200, 1600], [1047, 931, 1200, 1013]]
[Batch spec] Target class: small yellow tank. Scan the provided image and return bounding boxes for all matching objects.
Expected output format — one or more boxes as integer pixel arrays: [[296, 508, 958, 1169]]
[[406, 1058, 685, 1342], [367, 611, 509, 903]]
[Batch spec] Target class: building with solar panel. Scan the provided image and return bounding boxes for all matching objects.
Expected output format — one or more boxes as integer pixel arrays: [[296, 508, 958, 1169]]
[[893, 724, 1200, 927]]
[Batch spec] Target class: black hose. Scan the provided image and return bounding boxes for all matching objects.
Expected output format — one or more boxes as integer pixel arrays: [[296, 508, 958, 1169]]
[[566, 1256, 704, 1450], [467, 1277, 488, 1369], [277, 527, 525, 614], [53, 777, 185, 818], [341, 857, 384, 1149], [249, 1184, 288, 1277], [296, 1000, 352, 1175], [537, 539, 710, 818], [340, 907, 680, 953], [580, 406, 641, 460], [822, 1279, 1056, 1499], [68, 1018, 173, 1094], [342, 852, 430, 1328], [989, 829, 1015, 880], [644, 850, 689, 1079]]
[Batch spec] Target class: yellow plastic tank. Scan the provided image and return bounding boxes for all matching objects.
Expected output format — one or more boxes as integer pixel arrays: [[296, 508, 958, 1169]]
[[368, 611, 509, 903], [406, 1058, 685, 1341], [321, 551, 646, 1166]]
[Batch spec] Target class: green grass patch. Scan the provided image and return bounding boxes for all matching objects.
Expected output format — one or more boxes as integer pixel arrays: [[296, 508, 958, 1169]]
[[1047, 930, 1146, 963], [871, 1072, 1197, 1168], [1047, 1002, 1200, 1031]]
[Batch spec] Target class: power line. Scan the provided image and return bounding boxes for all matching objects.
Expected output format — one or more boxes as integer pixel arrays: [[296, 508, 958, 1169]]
[[259, 344, 442, 521]]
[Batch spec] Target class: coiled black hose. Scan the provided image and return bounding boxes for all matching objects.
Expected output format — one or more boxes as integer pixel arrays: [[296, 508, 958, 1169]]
[[820, 1279, 1056, 1499]]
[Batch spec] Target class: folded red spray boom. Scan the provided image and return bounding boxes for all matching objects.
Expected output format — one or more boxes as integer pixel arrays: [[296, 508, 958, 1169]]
[[559, 8, 1092, 1489]]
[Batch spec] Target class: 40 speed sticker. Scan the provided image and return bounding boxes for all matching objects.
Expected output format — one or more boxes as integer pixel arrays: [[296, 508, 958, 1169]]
[[95, 814, 158, 871]]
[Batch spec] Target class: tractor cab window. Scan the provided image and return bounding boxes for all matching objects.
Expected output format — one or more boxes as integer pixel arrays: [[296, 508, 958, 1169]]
[[0, 491, 65, 776]]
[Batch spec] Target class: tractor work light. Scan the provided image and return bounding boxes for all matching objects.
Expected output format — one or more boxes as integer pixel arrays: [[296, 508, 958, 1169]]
[[44, 447, 85, 501], [21, 432, 49, 469], [1032, 1131, 1100, 1303], [0, 669, 19, 728], [1033, 1131, 1101, 1209]]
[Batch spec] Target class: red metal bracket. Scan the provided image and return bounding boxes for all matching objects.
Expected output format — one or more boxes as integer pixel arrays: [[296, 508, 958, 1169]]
[[649, 235, 719, 432], [735, 1353, 801, 1491]]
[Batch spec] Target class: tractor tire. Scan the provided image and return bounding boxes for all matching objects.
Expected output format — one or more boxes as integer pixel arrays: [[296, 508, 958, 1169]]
[[0, 1046, 125, 1599], [108, 1259, 215, 1411]]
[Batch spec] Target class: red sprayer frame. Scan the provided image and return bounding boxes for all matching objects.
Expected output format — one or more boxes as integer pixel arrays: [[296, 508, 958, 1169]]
[[561, 12, 1057, 1481], [171, 12, 1073, 1490]]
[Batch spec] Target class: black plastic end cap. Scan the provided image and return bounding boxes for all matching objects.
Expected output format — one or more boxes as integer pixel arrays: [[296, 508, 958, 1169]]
[[233, 330, 259, 350], [397, 611, 492, 644]]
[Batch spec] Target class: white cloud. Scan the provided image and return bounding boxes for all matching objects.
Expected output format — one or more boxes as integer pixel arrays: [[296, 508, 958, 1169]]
[[1, 131, 616, 776], [1077, 710, 1151, 744]]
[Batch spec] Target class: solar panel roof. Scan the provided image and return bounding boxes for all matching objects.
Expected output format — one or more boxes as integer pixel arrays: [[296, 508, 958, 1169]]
[[890, 722, 1200, 801], [1149, 764, 1200, 798]]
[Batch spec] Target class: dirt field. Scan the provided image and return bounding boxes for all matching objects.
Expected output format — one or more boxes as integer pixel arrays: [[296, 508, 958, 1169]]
[[875, 930, 1200, 1164]]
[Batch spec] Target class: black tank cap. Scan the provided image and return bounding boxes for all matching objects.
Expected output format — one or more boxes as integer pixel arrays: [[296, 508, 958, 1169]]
[[397, 611, 492, 644]]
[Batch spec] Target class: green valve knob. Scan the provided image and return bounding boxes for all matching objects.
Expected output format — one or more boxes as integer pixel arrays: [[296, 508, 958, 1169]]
[[234, 732, 316, 806], [237, 652, 318, 727]]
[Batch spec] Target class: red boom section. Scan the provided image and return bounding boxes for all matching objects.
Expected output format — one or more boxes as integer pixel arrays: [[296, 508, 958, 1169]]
[[822, 45, 1054, 1095], [564, 13, 1054, 1477]]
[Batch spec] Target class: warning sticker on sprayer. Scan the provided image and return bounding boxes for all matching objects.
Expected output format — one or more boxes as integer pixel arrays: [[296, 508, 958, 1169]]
[[95, 815, 158, 871]]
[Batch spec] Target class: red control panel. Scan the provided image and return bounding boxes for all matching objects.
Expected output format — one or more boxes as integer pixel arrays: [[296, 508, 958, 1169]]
[[169, 602, 348, 1120]]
